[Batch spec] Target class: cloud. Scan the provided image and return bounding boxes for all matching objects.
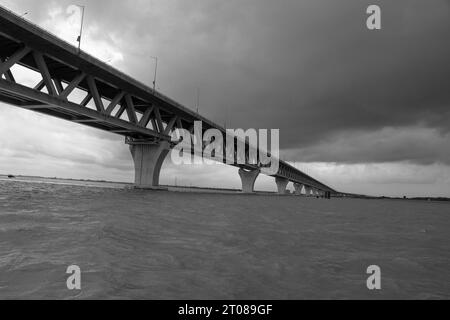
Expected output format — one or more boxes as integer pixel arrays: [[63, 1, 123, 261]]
[[284, 126, 450, 165], [1, 0, 450, 196], [4, 1, 450, 151]]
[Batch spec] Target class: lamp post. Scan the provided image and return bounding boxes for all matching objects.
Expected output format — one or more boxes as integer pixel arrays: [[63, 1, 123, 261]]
[[150, 56, 158, 93], [196, 87, 200, 114], [75, 5, 85, 53]]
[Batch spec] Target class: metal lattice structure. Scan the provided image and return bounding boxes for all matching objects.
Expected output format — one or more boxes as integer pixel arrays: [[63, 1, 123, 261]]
[[0, 5, 336, 194]]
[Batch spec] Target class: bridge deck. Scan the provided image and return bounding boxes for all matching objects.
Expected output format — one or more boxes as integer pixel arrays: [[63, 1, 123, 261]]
[[0, 5, 336, 193]]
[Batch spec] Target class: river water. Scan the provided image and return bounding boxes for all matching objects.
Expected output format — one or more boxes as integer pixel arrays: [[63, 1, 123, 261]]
[[0, 178, 449, 299]]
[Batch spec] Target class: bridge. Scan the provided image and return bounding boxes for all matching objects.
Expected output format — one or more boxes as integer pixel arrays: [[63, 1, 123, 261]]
[[0, 6, 338, 197]]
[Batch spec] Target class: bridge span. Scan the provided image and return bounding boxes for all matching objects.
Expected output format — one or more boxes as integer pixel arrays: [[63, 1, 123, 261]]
[[0, 6, 337, 197]]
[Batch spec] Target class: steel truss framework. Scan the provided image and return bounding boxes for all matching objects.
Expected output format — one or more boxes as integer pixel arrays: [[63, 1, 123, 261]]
[[0, 45, 179, 142], [0, 6, 335, 193]]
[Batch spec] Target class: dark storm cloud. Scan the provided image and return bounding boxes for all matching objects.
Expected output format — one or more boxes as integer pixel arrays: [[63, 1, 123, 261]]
[[284, 127, 450, 165], [3, 0, 450, 165]]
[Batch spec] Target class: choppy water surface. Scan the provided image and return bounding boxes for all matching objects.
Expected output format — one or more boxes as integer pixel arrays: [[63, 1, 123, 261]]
[[0, 179, 449, 299]]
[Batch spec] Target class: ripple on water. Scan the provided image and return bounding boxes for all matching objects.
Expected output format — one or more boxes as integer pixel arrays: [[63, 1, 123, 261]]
[[0, 179, 450, 299]]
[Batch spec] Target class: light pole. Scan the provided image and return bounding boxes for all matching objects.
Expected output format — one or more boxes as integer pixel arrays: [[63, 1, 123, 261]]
[[76, 5, 85, 54], [150, 56, 158, 93], [225, 104, 229, 128], [196, 87, 200, 114]]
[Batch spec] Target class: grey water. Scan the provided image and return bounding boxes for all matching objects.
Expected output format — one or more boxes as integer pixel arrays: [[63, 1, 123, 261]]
[[0, 178, 449, 299]]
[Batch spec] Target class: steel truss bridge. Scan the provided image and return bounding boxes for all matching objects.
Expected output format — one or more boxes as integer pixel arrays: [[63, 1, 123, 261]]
[[0, 6, 339, 196]]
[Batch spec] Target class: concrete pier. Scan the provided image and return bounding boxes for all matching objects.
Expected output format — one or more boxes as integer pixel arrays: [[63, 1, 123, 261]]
[[275, 177, 289, 194], [294, 183, 304, 196], [238, 168, 260, 193], [304, 186, 312, 197], [130, 141, 170, 188]]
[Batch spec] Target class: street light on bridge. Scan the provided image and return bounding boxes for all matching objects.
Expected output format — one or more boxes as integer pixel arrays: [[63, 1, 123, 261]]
[[75, 5, 85, 53], [150, 56, 158, 93]]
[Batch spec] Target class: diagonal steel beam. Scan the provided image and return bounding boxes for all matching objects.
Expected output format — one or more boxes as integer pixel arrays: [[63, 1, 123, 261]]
[[0, 57, 15, 82], [86, 76, 104, 113], [153, 106, 164, 133], [164, 115, 178, 135], [4, 69, 15, 83], [176, 118, 183, 130], [33, 51, 57, 96], [171, 117, 185, 141], [150, 118, 158, 131], [115, 104, 127, 119], [54, 78, 64, 95], [59, 72, 85, 100], [138, 105, 154, 127], [34, 79, 45, 91], [80, 93, 92, 107], [125, 94, 138, 124], [105, 91, 125, 116], [0, 78, 169, 140], [0, 46, 31, 75]]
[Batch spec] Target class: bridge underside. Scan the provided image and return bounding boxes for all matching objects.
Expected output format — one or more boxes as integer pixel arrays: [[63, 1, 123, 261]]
[[0, 7, 337, 196]]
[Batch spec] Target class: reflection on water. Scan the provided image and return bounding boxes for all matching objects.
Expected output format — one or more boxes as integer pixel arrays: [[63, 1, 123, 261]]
[[0, 178, 449, 299]]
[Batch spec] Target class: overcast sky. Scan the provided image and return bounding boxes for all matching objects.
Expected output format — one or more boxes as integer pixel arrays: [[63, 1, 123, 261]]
[[1, 0, 449, 197]]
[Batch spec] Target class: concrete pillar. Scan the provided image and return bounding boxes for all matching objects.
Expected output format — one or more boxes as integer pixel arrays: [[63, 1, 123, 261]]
[[275, 177, 289, 194], [130, 141, 170, 187], [238, 168, 260, 193], [294, 183, 304, 196], [304, 186, 312, 196]]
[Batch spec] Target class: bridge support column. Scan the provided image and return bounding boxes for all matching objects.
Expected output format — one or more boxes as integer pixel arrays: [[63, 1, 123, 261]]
[[294, 183, 304, 196], [129, 141, 170, 188], [304, 186, 312, 197], [275, 177, 289, 195], [238, 168, 260, 193]]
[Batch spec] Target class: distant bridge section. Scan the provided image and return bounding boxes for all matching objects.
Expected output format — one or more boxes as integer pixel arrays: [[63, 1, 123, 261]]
[[0, 6, 336, 197]]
